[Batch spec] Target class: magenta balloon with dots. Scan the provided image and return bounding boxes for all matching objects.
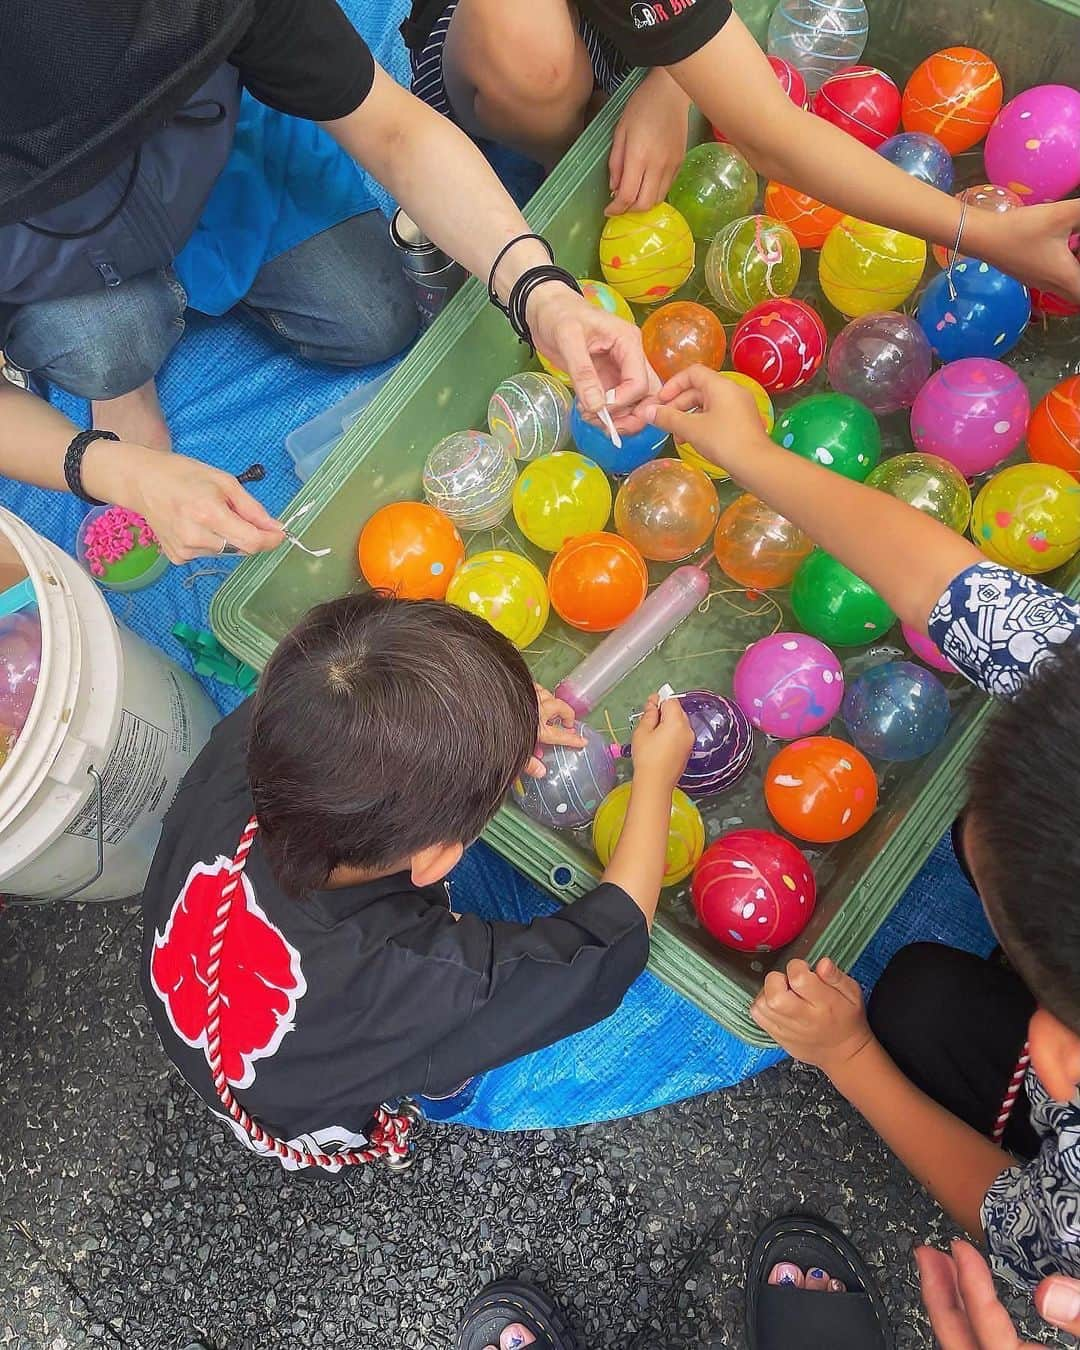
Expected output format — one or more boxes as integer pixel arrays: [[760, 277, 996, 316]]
[[732, 632, 845, 738], [910, 358, 1031, 477], [984, 85, 1080, 205], [901, 622, 958, 673], [692, 828, 817, 952]]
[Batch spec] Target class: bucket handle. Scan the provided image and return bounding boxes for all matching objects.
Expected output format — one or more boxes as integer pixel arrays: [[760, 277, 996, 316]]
[[51, 767, 105, 902]]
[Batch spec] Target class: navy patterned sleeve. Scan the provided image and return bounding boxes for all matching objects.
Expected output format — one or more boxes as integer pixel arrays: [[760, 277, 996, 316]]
[[927, 561, 1080, 698]]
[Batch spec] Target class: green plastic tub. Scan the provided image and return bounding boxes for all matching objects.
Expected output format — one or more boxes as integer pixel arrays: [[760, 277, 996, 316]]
[[213, 0, 1080, 1043]]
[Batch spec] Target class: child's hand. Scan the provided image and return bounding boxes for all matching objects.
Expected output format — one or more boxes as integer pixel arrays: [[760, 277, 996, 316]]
[[606, 70, 691, 217], [750, 957, 873, 1076], [642, 365, 770, 473], [524, 685, 587, 779], [630, 692, 694, 788]]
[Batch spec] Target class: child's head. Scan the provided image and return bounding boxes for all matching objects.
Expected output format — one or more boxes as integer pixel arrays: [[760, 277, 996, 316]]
[[248, 591, 538, 897], [966, 640, 1080, 1098]]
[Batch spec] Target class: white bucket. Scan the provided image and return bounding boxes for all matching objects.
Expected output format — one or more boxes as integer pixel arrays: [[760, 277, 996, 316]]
[[0, 507, 219, 901]]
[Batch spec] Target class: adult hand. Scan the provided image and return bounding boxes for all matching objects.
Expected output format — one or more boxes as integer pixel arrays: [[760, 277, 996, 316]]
[[525, 686, 587, 779], [917, 1239, 1080, 1346], [91, 443, 285, 563], [969, 201, 1080, 303], [750, 957, 873, 1076], [526, 281, 651, 419], [643, 364, 769, 468], [629, 692, 694, 788], [606, 71, 691, 217]]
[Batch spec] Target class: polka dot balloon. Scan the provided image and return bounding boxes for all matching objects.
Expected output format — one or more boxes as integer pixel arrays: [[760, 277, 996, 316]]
[[512, 451, 612, 552], [910, 358, 1030, 477], [733, 632, 845, 738], [765, 735, 879, 843], [445, 549, 550, 648], [357, 501, 465, 601], [731, 298, 828, 394], [692, 829, 817, 953], [970, 463, 1080, 575]]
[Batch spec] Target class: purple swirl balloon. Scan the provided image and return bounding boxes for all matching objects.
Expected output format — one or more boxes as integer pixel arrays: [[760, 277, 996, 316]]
[[676, 689, 755, 798], [732, 632, 845, 738]]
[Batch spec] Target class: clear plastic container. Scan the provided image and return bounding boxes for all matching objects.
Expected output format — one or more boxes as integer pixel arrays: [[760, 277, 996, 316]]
[[285, 369, 394, 482]]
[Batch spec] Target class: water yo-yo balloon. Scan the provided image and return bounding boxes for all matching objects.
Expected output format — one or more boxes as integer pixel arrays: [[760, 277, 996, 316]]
[[422, 430, 517, 530], [357, 501, 465, 601], [593, 782, 705, 886], [767, 0, 868, 94], [902, 622, 957, 674], [569, 404, 668, 476], [513, 722, 617, 829], [984, 85, 1080, 205], [641, 301, 727, 382], [842, 659, 951, 761], [931, 185, 1021, 269], [819, 216, 927, 317], [713, 55, 807, 139], [910, 358, 1030, 477], [512, 451, 612, 551], [675, 689, 755, 798], [791, 550, 896, 645], [812, 66, 901, 148], [547, 531, 649, 632], [705, 215, 802, 315], [901, 47, 1003, 153], [917, 262, 1030, 361], [692, 829, 817, 953], [614, 459, 719, 561], [877, 132, 954, 191], [487, 371, 573, 460], [733, 632, 845, 738], [599, 204, 695, 305], [666, 142, 758, 241], [763, 181, 843, 249], [971, 463, 1080, 575], [713, 494, 813, 589], [865, 453, 972, 533], [772, 392, 881, 481], [827, 311, 932, 415], [1028, 375, 1080, 479], [731, 298, 827, 394], [445, 549, 549, 647], [765, 735, 878, 842]]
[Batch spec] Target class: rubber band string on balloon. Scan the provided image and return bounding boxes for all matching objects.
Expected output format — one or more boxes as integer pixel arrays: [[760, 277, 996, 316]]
[[203, 816, 415, 1170]]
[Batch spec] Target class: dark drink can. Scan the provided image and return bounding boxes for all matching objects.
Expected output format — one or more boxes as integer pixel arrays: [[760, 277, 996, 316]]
[[390, 208, 467, 329]]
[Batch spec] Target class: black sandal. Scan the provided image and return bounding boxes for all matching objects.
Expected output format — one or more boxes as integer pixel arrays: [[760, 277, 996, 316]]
[[456, 1279, 576, 1350], [745, 1215, 893, 1349]]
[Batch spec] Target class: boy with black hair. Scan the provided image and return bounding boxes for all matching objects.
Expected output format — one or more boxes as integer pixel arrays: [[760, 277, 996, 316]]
[[645, 366, 1080, 1292], [141, 591, 693, 1170]]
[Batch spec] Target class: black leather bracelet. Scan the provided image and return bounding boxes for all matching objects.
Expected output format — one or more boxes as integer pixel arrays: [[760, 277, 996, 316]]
[[506, 265, 582, 354], [64, 429, 119, 505], [486, 233, 555, 312]]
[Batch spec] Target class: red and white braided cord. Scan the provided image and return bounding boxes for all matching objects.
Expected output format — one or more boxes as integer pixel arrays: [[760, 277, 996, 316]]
[[992, 1041, 1031, 1145], [203, 815, 413, 1169]]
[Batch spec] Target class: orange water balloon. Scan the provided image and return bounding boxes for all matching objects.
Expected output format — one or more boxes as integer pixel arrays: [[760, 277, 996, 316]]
[[902, 46, 1003, 154], [547, 532, 650, 632], [641, 301, 727, 381], [1028, 375, 1080, 480], [765, 735, 878, 843], [763, 182, 843, 249], [357, 501, 464, 600]]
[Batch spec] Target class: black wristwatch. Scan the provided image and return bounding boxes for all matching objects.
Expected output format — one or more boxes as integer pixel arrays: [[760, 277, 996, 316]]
[[63, 429, 119, 505]]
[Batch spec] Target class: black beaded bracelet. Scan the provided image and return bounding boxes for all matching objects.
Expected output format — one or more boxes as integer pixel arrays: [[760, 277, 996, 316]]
[[63, 429, 119, 505], [506, 265, 583, 354]]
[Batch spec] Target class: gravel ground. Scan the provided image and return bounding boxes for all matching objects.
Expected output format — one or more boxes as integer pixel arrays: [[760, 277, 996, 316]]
[[0, 899, 1066, 1349]]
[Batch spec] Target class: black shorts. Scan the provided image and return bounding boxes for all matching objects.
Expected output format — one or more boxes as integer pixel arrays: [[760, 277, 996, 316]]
[[405, 0, 630, 120]]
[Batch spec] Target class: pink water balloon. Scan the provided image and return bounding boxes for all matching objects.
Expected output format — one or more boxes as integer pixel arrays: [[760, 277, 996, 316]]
[[984, 85, 1080, 205], [733, 632, 845, 738], [910, 358, 1030, 477], [901, 622, 958, 674]]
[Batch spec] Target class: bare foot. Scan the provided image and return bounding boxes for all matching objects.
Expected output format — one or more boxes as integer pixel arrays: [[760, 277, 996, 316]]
[[92, 380, 172, 452]]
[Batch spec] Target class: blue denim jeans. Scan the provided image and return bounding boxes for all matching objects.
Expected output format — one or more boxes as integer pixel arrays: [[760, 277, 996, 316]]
[[5, 212, 419, 400]]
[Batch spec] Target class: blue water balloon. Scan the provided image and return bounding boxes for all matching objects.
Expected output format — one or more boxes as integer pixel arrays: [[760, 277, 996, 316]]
[[878, 132, 954, 191], [917, 261, 1030, 362], [569, 404, 669, 476], [841, 659, 950, 761]]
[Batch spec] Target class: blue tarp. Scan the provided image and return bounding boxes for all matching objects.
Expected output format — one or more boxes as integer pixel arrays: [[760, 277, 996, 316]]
[[1, 0, 995, 1129]]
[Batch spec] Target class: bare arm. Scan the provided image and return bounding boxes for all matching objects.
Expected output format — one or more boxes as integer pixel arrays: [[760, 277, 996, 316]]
[[322, 66, 651, 412], [647, 366, 981, 631], [0, 385, 282, 561], [751, 958, 1010, 1240], [668, 16, 1080, 300]]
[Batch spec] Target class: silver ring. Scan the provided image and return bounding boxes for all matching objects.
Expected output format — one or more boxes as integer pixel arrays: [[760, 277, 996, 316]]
[[218, 537, 240, 556]]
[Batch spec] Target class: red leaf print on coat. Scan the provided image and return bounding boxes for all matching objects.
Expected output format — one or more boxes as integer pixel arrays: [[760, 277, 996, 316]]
[[150, 858, 307, 1089]]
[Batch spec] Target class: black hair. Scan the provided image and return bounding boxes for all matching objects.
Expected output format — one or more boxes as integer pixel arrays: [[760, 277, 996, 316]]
[[247, 591, 538, 898], [966, 639, 1080, 1034]]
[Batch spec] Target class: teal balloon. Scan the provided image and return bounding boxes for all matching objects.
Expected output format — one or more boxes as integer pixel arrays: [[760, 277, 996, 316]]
[[791, 550, 896, 646], [772, 392, 882, 481], [667, 143, 758, 241]]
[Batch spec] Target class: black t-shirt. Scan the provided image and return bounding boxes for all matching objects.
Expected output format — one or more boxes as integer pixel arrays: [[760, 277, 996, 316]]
[[140, 705, 648, 1168]]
